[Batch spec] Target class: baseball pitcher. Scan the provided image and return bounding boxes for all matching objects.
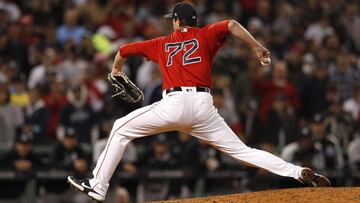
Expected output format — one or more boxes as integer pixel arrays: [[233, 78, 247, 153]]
[[68, 2, 330, 201]]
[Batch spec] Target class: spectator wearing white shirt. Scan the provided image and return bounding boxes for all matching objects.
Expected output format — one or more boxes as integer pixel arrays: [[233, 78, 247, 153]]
[[343, 85, 360, 123], [27, 48, 59, 89], [304, 14, 334, 46]]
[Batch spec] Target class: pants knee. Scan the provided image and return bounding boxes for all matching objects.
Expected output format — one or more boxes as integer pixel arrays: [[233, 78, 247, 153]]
[[112, 118, 132, 141]]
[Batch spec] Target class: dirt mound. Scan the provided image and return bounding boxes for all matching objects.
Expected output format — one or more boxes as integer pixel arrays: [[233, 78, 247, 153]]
[[153, 187, 360, 203]]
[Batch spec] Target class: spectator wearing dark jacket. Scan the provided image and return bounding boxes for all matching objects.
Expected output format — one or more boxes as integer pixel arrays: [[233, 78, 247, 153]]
[[0, 133, 42, 201], [42, 127, 90, 203], [260, 93, 297, 148], [58, 84, 97, 144], [310, 114, 344, 170], [300, 62, 329, 119], [52, 127, 89, 175], [281, 127, 317, 168], [24, 87, 49, 144]]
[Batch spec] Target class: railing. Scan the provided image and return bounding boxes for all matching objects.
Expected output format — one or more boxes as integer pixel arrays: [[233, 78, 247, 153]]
[[0, 169, 354, 180]]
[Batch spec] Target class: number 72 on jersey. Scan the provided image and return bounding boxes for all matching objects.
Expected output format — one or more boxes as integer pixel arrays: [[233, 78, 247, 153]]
[[165, 39, 202, 67]]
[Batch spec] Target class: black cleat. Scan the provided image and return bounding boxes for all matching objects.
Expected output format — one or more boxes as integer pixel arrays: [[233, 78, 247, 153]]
[[298, 168, 331, 187], [67, 176, 105, 202]]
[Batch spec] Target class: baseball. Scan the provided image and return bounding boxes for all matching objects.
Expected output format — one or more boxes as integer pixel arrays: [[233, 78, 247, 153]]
[[261, 57, 271, 66]]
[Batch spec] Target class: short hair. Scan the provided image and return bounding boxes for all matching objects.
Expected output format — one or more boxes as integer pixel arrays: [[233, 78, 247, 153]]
[[175, 18, 199, 27]]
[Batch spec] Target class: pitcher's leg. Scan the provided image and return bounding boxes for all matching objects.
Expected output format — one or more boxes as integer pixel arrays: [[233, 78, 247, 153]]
[[89, 104, 170, 195], [191, 118, 302, 179]]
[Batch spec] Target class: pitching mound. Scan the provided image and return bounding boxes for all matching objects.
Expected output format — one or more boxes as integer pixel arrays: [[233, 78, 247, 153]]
[[153, 187, 360, 203]]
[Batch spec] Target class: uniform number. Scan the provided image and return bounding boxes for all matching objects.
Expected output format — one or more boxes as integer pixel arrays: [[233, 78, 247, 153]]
[[165, 39, 201, 67]]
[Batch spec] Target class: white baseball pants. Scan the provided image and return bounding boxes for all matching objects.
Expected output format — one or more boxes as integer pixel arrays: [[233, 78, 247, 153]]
[[89, 88, 302, 195]]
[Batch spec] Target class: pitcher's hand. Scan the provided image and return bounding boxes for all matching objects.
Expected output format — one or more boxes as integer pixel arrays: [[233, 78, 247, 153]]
[[253, 46, 271, 66]]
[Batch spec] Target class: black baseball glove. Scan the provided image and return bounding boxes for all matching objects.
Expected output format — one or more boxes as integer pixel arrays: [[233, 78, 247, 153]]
[[107, 72, 144, 103]]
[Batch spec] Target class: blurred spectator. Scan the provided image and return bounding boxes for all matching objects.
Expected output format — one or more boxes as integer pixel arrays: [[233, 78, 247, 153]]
[[281, 127, 317, 168], [79, 35, 96, 60], [81, 53, 109, 112], [91, 25, 117, 55], [24, 87, 49, 144], [170, 132, 199, 197], [1, 132, 41, 172], [58, 84, 97, 143], [172, 132, 199, 170], [0, 133, 42, 201], [41, 128, 89, 203], [4, 22, 29, 74], [142, 66, 162, 106], [239, 99, 262, 146], [310, 114, 344, 170], [304, 14, 334, 46], [81, 0, 108, 28], [114, 186, 131, 203], [272, 1, 294, 43], [0, 86, 23, 150], [341, 2, 360, 53], [136, 61, 159, 90], [247, 17, 264, 36], [105, 2, 140, 39], [213, 74, 243, 136], [300, 54, 329, 119], [56, 8, 88, 46], [198, 140, 221, 172], [348, 132, 360, 171], [233, 54, 257, 112], [52, 127, 89, 175], [0, 0, 21, 22], [27, 0, 53, 26], [137, 134, 175, 202], [90, 53, 111, 96], [42, 77, 67, 140], [324, 99, 353, 149], [0, 8, 9, 34], [140, 134, 176, 170], [343, 85, 360, 124], [58, 45, 89, 85], [9, 76, 29, 108], [324, 84, 340, 108], [27, 47, 59, 89], [329, 49, 357, 100], [255, 60, 300, 122], [204, 1, 229, 24], [261, 93, 297, 148]]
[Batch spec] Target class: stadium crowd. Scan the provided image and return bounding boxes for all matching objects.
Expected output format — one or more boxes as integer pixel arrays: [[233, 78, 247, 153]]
[[0, 0, 360, 202]]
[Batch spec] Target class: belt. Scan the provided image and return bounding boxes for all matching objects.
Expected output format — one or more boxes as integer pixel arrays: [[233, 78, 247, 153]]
[[165, 86, 211, 94]]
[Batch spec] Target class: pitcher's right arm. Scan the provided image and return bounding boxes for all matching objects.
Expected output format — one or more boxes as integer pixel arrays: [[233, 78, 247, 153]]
[[228, 20, 271, 66]]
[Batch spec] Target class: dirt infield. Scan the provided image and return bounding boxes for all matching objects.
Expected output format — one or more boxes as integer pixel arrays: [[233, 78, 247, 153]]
[[153, 187, 360, 203]]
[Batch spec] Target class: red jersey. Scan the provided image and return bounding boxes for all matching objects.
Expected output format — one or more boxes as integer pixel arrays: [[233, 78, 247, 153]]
[[119, 20, 230, 90]]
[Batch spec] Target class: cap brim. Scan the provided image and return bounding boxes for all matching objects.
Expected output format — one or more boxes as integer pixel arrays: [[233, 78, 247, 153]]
[[164, 13, 173, 18]]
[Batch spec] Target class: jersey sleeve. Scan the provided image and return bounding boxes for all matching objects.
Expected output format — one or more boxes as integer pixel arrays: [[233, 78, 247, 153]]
[[204, 20, 230, 46], [119, 38, 161, 62]]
